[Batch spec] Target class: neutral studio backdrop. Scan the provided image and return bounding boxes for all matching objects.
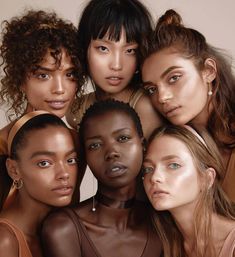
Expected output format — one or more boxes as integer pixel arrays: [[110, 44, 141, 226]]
[[0, 0, 234, 200]]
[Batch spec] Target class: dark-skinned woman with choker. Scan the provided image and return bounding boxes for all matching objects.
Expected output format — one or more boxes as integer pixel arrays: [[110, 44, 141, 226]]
[[41, 100, 162, 257]]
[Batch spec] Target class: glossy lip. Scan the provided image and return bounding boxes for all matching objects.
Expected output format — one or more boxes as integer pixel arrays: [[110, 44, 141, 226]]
[[105, 162, 127, 178], [46, 100, 68, 110], [150, 188, 169, 199], [52, 185, 73, 196], [164, 106, 181, 117], [105, 76, 123, 86]]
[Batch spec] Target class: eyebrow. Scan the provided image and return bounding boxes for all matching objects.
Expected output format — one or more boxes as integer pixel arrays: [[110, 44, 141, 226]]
[[92, 39, 138, 47], [85, 127, 132, 141], [144, 155, 180, 163], [34, 65, 75, 72], [30, 149, 76, 159], [142, 65, 181, 86]]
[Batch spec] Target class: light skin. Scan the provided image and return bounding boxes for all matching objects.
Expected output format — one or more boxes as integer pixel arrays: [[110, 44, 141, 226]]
[[87, 29, 138, 99], [143, 134, 235, 256], [22, 48, 78, 118], [142, 47, 216, 127], [0, 126, 78, 257]]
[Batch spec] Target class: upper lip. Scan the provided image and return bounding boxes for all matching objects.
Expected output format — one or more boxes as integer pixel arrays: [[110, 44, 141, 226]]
[[105, 162, 127, 173], [150, 188, 169, 196], [106, 75, 123, 79], [52, 184, 73, 191], [163, 105, 180, 115], [46, 99, 67, 102]]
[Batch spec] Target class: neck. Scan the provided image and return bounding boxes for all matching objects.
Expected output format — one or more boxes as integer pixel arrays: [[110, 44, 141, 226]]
[[95, 191, 135, 209]]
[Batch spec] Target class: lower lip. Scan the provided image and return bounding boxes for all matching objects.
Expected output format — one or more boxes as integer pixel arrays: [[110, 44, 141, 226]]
[[106, 78, 122, 86], [152, 192, 169, 198], [165, 107, 180, 117], [47, 101, 67, 110], [52, 187, 73, 196], [106, 168, 127, 178]]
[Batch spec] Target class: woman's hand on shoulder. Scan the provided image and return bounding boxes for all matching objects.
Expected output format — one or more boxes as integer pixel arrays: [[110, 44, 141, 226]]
[[0, 224, 18, 257]]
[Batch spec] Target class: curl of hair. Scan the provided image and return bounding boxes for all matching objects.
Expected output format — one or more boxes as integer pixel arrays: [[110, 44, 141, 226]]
[[144, 9, 235, 148], [148, 125, 235, 257], [0, 10, 85, 120]]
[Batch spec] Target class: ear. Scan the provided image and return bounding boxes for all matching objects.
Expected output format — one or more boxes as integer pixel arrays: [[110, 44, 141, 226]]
[[6, 158, 22, 181], [202, 58, 217, 83], [205, 167, 216, 189]]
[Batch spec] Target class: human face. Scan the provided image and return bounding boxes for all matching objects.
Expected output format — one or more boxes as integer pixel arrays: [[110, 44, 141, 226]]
[[87, 29, 138, 96], [142, 47, 210, 126], [22, 48, 77, 118], [143, 135, 200, 213], [84, 111, 143, 189], [15, 126, 78, 207]]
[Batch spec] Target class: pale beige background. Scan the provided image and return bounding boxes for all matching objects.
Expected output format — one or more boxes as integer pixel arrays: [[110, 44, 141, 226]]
[[0, 0, 234, 200]]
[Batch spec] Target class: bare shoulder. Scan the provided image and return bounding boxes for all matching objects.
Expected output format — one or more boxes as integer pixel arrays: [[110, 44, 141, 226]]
[[134, 93, 163, 139], [0, 223, 18, 257]]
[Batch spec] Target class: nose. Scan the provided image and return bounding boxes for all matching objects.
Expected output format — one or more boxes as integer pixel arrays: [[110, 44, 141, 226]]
[[55, 163, 70, 181], [110, 51, 122, 71], [150, 169, 163, 184], [104, 145, 120, 161], [51, 76, 65, 95], [158, 86, 173, 104]]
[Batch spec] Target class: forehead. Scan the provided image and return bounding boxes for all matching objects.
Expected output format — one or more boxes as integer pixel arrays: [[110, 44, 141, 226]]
[[84, 111, 137, 137], [19, 126, 73, 152], [148, 135, 192, 158]]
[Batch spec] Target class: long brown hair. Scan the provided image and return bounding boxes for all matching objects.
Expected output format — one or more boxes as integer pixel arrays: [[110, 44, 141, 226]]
[[147, 125, 235, 257], [143, 9, 235, 149]]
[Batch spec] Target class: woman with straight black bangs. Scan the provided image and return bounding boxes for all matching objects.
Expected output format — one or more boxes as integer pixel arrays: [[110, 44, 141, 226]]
[[66, 0, 162, 140]]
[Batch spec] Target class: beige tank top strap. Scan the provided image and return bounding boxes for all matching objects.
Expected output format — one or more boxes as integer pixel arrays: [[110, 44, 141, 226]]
[[219, 227, 235, 257], [0, 219, 33, 257]]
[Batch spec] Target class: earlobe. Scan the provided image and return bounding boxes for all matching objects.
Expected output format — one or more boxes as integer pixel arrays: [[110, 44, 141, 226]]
[[6, 158, 21, 180], [203, 58, 217, 83], [206, 167, 216, 189]]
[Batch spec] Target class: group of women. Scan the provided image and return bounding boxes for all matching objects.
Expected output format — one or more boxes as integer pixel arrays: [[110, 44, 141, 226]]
[[0, 0, 234, 256]]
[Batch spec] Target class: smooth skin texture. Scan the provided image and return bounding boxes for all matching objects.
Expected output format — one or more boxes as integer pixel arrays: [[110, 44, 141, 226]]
[[142, 47, 216, 127], [23, 48, 77, 118], [41, 111, 162, 257], [142, 134, 235, 257], [0, 126, 78, 257], [67, 29, 162, 140]]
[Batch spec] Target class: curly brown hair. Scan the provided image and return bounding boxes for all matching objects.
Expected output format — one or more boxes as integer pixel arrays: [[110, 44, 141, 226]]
[[0, 10, 85, 119]]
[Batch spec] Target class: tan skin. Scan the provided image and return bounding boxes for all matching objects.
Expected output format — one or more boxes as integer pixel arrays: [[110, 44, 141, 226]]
[[42, 111, 162, 257], [66, 29, 162, 140], [142, 47, 232, 168], [0, 48, 78, 153], [0, 126, 78, 257]]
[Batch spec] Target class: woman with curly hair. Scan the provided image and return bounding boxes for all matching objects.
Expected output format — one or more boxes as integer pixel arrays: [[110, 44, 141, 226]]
[[141, 9, 235, 202], [0, 10, 84, 208]]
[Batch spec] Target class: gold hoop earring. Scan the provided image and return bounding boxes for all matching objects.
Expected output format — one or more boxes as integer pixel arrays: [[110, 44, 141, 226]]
[[13, 179, 23, 189]]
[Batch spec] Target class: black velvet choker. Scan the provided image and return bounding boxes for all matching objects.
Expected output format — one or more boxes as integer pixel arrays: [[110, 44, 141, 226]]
[[95, 192, 135, 209]]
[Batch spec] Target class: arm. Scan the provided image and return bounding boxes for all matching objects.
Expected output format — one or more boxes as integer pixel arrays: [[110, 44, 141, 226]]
[[0, 225, 19, 257], [135, 94, 163, 140], [41, 209, 81, 257]]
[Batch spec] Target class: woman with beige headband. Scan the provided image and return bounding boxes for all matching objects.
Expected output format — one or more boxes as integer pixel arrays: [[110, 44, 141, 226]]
[[0, 10, 85, 206], [0, 111, 79, 257], [142, 125, 235, 257]]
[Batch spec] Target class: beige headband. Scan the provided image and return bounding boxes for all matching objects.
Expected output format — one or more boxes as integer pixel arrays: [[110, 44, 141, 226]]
[[8, 111, 50, 155], [183, 125, 207, 148]]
